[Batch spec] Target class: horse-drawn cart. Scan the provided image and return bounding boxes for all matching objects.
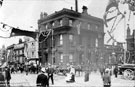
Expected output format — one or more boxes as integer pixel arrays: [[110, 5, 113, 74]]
[[118, 64, 135, 80]]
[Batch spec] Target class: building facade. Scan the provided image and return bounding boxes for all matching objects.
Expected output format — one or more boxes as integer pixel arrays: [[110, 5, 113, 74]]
[[38, 6, 104, 66], [126, 25, 135, 63], [7, 44, 15, 63], [24, 37, 39, 64], [104, 43, 124, 65]]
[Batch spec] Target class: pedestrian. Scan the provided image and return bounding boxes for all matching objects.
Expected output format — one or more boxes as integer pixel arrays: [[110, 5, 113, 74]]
[[99, 65, 105, 78], [36, 67, 49, 87], [69, 65, 75, 82], [0, 68, 6, 87], [5, 66, 11, 87], [102, 69, 111, 87], [46, 65, 54, 85], [113, 65, 118, 78], [25, 65, 29, 75]]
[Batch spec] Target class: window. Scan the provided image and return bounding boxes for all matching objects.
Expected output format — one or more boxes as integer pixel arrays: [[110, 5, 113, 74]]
[[60, 53, 63, 62], [32, 42, 34, 46], [88, 24, 91, 30], [69, 54, 73, 62], [95, 38, 98, 47], [60, 34, 63, 45], [32, 51, 34, 57], [45, 24, 48, 29], [52, 22, 55, 27], [95, 25, 98, 31], [60, 19, 63, 26], [20, 50, 22, 54], [69, 34, 73, 42], [69, 19, 73, 26]]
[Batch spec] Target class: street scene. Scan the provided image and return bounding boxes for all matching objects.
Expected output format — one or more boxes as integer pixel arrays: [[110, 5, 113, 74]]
[[0, 0, 135, 87]]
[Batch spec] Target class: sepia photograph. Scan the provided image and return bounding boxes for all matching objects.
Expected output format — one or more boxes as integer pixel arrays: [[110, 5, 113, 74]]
[[0, 0, 135, 87]]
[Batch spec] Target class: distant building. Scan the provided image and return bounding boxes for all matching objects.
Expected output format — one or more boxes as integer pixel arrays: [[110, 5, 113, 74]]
[[0, 45, 7, 65], [104, 43, 124, 65], [126, 25, 135, 63], [7, 44, 15, 63], [24, 37, 39, 64], [38, 6, 104, 66]]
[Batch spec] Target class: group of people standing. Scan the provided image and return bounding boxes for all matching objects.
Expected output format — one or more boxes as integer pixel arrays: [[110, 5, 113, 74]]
[[99, 65, 119, 87], [0, 66, 11, 87], [36, 64, 54, 87]]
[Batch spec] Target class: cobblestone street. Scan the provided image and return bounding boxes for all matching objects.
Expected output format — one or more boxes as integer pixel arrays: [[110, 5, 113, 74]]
[[9, 71, 135, 87]]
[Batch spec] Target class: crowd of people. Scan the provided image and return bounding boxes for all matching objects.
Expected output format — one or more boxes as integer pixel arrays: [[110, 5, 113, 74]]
[[0, 62, 120, 87], [0, 66, 11, 87]]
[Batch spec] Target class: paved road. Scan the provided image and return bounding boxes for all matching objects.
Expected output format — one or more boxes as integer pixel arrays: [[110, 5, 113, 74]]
[[9, 71, 135, 87]]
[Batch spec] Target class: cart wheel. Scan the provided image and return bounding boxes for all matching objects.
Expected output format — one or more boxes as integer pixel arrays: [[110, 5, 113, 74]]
[[123, 69, 134, 80]]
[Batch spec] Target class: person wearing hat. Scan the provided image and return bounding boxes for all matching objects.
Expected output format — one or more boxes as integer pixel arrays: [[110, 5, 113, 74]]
[[46, 65, 54, 85], [102, 70, 111, 87], [4, 66, 11, 87], [36, 67, 49, 87]]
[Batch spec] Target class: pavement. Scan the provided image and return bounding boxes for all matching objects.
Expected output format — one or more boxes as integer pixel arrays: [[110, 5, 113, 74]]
[[9, 71, 135, 87]]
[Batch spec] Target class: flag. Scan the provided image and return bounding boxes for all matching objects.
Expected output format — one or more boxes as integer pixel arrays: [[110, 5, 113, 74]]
[[103, 0, 119, 27], [0, 23, 12, 38], [0, 0, 3, 7], [10, 28, 37, 39], [39, 29, 52, 43], [105, 0, 119, 12]]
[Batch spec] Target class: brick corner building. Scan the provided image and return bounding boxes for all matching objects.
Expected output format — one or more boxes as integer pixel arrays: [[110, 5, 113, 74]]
[[38, 6, 104, 67]]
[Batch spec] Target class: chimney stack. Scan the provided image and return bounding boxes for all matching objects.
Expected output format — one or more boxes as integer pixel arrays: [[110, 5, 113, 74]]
[[82, 6, 88, 15], [75, 0, 78, 12]]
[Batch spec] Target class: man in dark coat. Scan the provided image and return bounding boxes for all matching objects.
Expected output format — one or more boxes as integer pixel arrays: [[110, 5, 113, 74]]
[[46, 65, 54, 85], [5, 67, 11, 86], [36, 67, 49, 87], [113, 66, 118, 78], [0, 68, 6, 87]]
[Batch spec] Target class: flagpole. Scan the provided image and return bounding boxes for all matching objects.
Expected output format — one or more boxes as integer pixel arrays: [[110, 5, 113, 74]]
[[52, 29, 54, 65], [124, 11, 127, 64]]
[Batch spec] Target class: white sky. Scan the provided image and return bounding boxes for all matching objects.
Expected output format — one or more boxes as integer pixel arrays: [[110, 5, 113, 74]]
[[0, 0, 134, 48]]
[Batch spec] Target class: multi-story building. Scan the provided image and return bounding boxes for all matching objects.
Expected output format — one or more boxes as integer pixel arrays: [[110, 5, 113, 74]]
[[0, 45, 7, 65], [11, 39, 25, 64], [38, 6, 104, 66], [104, 43, 124, 65], [24, 37, 39, 64], [126, 25, 135, 63], [7, 44, 15, 63]]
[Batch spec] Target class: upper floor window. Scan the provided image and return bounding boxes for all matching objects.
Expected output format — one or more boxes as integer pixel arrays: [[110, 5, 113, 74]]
[[60, 53, 63, 62], [69, 54, 73, 62], [52, 22, 55, 27], [32, 51, 34, 57], [95, 25, 98, 31], [60, 34, 63, 45], [60, 19, 63, 26], [69, 34, 73, 42], [32, 42, 34, 46], [95, 38, 98, 47], [88, 24, 91, 30], [45, 24, 48, 29], [69, 19, 73, 26]]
